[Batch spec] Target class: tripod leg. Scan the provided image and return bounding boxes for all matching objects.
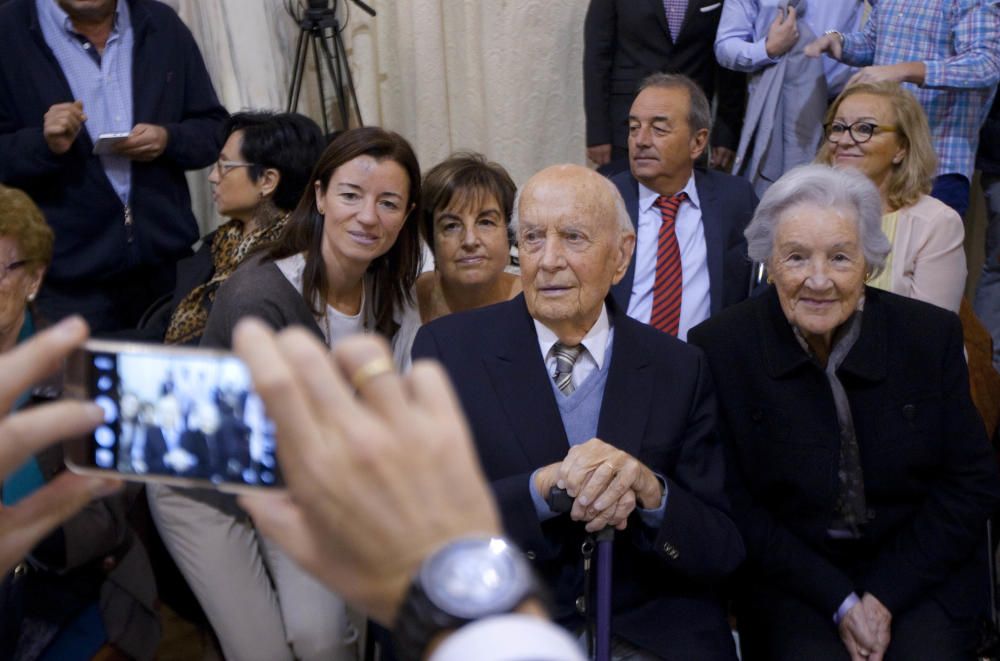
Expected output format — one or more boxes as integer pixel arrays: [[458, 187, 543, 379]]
[[333, 27, 364, 128], [287, 29, 309, 114], [318, 31, 351, 131], [307, 33, 329, 136]]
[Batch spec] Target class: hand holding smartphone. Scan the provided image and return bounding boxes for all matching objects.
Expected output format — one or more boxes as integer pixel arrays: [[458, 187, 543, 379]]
[[64, 340, 283, 492], [92, 132, 130, 155]]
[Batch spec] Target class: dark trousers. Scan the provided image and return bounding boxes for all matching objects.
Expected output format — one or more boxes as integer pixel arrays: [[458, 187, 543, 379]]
[[931, 173, 972, 218], [37, 263, 178, 335]]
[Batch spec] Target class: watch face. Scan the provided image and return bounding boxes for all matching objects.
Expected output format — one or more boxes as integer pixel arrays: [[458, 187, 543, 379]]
[[420, 537, 530, 620]]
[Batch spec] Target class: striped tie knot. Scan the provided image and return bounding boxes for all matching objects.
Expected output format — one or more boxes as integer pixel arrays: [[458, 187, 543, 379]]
[[654, 192, 688, 222], [552, 342, 583, 396]]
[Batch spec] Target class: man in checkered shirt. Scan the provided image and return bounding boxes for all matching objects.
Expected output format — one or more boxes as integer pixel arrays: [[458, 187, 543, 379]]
[[806, 0, 1000, 217]]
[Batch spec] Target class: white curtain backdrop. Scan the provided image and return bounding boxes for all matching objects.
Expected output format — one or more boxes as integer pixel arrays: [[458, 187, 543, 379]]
[[170, 0, 590, 232]]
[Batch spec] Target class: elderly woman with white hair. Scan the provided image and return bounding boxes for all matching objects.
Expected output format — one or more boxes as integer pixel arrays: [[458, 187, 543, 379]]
[[688, 165, 1000, 661]]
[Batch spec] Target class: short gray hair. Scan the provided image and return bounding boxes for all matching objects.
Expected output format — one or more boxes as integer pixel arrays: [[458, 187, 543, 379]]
[[510, 171, 634, 238], [745, 164, 890, 276], [637, 73, 712, 135]]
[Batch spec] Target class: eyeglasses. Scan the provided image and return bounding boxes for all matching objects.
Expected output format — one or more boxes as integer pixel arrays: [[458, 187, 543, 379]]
[[212, 158, 257, 177], [0, 259, 26, 282], [824, 121, 898, 144]]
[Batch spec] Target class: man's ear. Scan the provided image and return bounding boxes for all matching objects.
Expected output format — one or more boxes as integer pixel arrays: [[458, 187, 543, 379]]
[[689, 128, 709, 162], [611, 232, 636, 285]]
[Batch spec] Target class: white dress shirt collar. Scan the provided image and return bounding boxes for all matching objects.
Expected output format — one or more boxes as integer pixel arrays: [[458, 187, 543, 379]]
[[637, 171, 701, 216], [534, 303, 611, 370]]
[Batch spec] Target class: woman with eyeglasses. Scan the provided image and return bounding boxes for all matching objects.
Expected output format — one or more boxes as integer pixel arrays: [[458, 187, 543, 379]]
[[815, 81, 965, 312], [134, 110, 326, 345], [0, 185, 160, 659]]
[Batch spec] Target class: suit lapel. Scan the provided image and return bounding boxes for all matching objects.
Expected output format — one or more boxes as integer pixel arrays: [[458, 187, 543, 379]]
[[611, 174, 641, 311], [695, 170, 725, 315], [647, 0, 672, 43], [483, 299, 570, 469], [596, 302, 652, 459]]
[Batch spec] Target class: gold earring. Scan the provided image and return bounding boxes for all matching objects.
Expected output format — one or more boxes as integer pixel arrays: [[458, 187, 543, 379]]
[[766, 275, 774, 284]]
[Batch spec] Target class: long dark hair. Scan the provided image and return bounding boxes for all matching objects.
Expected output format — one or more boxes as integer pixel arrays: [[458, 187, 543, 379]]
[[267, 127, 422, 340]]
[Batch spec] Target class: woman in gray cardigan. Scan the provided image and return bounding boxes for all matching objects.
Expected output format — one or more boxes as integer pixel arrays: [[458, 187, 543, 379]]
[[150, 127, 424, 661]]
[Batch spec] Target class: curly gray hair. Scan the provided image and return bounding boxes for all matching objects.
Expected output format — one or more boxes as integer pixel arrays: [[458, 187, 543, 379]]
[[745, 165, 891, 277]]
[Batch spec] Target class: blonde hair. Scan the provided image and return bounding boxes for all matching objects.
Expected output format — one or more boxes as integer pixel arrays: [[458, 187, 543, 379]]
[[0, 185, 54, 266], [816, 81, 936, 212]]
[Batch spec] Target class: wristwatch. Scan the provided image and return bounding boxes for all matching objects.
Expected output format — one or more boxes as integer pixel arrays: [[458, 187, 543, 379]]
[[825, 29, 845, 46], [392, 536, 541, 661]]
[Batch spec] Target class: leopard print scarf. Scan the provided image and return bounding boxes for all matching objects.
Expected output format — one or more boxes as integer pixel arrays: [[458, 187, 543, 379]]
[[164, 214, 289, 345]]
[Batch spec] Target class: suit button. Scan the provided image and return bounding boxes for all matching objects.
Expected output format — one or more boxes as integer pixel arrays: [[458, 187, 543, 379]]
[[902, 404, 916, 419], [575, 596, 587, 614], [525, 550, 536, 561], [662, 542, 680, 559]]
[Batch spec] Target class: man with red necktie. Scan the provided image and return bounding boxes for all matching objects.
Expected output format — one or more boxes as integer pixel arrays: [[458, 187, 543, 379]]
[[610, 73, 758, 340]]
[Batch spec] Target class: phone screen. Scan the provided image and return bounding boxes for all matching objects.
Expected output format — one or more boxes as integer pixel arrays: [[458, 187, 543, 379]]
[[78, 345, 281, 487]]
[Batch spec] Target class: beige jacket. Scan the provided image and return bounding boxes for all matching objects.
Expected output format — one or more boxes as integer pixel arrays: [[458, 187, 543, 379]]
[[888, 195, 966, 313]]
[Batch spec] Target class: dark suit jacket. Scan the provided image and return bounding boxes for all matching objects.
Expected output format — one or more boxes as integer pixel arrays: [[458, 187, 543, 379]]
[[688, 287, 1000, 625], [412, 295, 744, 659], [584, 0, 746, 152], [610, 167, 757, 317]]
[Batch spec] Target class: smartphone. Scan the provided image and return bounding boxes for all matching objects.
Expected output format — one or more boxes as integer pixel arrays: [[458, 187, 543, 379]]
[[92, 132, 130, 155], [64, 339, 282, 492]]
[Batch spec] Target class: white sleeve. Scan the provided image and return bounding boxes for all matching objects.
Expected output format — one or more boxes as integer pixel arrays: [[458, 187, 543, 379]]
[[429, 614, 585, 661]]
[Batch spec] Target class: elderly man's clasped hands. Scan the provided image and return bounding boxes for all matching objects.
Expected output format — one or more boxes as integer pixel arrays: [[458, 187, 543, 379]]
[[839, 594, 892, 661], [534, 439, 663, 533]]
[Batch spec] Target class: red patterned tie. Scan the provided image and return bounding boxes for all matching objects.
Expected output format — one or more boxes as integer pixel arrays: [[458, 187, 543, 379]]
[[651, 193, 687, 336]]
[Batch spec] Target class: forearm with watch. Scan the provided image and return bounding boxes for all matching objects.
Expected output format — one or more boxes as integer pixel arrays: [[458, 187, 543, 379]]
[[392, 535, 556, 661]]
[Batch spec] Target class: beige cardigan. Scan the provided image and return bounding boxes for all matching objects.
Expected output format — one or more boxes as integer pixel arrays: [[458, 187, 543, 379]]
[[885, 195, 966, 313]]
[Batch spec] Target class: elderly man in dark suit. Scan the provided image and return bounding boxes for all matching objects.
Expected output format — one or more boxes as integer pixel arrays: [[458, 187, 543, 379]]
[[412, 164, 744, 659], [610, 73, 758, 340], [584, 0, 745, 169]]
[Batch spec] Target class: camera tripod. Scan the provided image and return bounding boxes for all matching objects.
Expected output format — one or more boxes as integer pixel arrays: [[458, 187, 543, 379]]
[[286, 0, 375, 135]]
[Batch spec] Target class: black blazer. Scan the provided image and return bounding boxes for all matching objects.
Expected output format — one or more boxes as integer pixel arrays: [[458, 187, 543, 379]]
[[412, 295, 744, 659], [584, 0, 746, 151], [688, 287, 1000, 622], [610, 167, 757, 317]]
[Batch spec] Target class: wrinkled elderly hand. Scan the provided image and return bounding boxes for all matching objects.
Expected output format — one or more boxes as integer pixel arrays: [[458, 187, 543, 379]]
[[43, 101, 86, 155], [0, 317, 120, 576], [556, 438, 661, 533], [234, 320, 502, 626], [838, 593, 892, 661], [860, 593, 892, 660], [113, 123, 168, 161], [838, 599, 877, 660]]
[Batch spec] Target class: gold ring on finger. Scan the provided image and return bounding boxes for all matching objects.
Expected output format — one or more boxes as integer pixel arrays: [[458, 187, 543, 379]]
[[350, 356, 395, 391]]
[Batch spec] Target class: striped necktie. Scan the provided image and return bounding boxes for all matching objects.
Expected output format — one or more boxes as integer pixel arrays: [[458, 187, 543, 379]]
[[662, 0, 687, 41], [552, 343, 584, 396], [651, 192, 688, 336]]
